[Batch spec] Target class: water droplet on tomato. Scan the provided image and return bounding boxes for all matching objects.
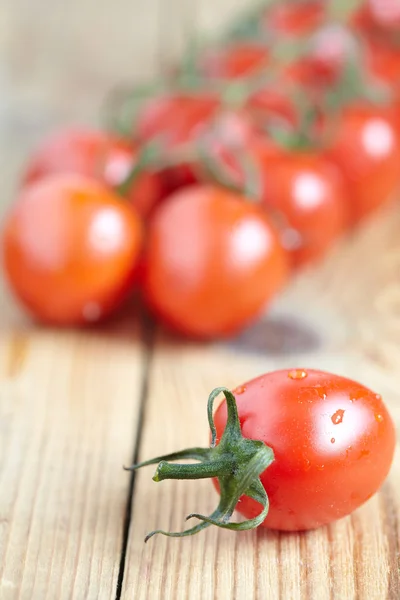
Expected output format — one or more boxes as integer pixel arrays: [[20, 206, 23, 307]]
[[235, 386, 246, 395], [375, 394, 382, 401], [331, 409, 345, 425], [375, 413, 384, 423], [288, 369, 308, 380], [315, 384, 327, 399], [331, 438, 335, 444], [317, 464, 325, 471], [350, 389, 365, 402], [304, 458, 311, 470]]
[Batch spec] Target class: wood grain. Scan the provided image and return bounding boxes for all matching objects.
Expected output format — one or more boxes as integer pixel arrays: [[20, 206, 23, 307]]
[[0, 308, 147, 599], [1, 0, 400, 598], [122, 205, 400, 600]]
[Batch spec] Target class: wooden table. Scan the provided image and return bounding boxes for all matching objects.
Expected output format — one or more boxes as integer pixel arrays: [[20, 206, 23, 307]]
[[1, 1, 400, 598]]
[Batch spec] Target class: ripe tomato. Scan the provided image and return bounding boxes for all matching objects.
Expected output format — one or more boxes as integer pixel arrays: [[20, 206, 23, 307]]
[[199, 43, 269, 80], [2, 174, 143, 325], [264, 0, 325, 37], [364, 37, 400, 92], [143, 185, 289, 339], [325, 104, 400, 223], [365, 0, 400, 31], [136, 94, 220, 195], [257, 149, 349, 267], [213, 369, 396, 531], [23, 128, 161, 219]]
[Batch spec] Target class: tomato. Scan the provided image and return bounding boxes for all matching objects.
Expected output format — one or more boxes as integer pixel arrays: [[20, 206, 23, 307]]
[[325, 104, 400, 223], [199, 43, 269, 80], [136, 94, 220, 195], [263, 0, 325, 37], [129, 369, 395, 540], [365, 0, 400, 31], [143, 185, 289, 339], [257, 149, 349, 267], [2, 174, 143, 325], [23, 129, 161, 219], [202, 138, 348, 267], [212, 369, 396, 531], [364, 37, 400, 92]]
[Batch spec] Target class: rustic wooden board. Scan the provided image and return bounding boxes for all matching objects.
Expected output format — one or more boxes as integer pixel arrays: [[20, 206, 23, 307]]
[[122, 205, 400, 600], [1, 1, 400, 598]]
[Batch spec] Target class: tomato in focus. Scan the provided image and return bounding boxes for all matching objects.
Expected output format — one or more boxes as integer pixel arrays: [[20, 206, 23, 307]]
[[2, 174, 143, 325], [143, 185, 289, 339], [325, 104, 400, 223], [213, 369, 396, 531], [22, 129, 161, 219]]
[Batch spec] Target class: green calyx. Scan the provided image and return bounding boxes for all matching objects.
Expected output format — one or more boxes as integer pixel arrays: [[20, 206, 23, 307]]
[[125, 387, 274, 542]]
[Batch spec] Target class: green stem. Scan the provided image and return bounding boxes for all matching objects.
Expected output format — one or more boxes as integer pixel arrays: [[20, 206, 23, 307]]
[[153, 457, 235, 482], [125, 387, 275, 542]]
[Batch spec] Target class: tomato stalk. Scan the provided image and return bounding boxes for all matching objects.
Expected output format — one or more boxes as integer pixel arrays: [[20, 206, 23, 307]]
[[125, 387, 274, 541]]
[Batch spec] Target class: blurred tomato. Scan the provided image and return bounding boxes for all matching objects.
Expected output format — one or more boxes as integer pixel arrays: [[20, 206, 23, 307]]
[[136, 93, 220, 195], [257, 149, 349, 267], [143, 185, 289, 339], [365, 37, 400, 91], [3, 174, 143, 325], [366, 0, 400, 31], [23, 128, 161, 219], [207, 139, 348, 268], [264, 0, 325, 37], [199, 43, 269, 80], [325, 104, 400, 223]]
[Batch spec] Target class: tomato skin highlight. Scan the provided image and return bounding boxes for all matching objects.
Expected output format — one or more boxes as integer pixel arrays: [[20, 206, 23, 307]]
[[2, 174, 143, 325], [23, 128, 161, 219], [213, 369, 396, 532], [255, 149, 349, 267], [325, 104, 400, 223], [143, 185, 289, 339]]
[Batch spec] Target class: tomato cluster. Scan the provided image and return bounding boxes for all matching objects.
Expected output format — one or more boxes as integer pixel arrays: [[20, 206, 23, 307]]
[[3, 0, 400, 338]]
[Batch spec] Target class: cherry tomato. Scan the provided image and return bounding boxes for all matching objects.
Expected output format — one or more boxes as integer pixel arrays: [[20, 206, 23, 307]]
[[199, 43, 269, 80], [325, 104, 400, 223], [136, 94, 220, 195], [264, 0, 325, 37], [257, 149, 349, 267], [23, 128, 161, 219], [143, 185, 289, 339], [213, 369, 396, 531], [365, 37, 400, 92], [2, 174, 143, 325], [365, 0, 400, 31]]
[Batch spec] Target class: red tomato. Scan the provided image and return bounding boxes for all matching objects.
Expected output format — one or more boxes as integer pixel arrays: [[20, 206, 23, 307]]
[[199, 43, 269, 80], [294, 24, 360, 88], [213, 369, 396, 531], [257, 149, 349, 267], [143, 185, 289, 339], [264, 0, 325, 37], [325, 104, 400, 223], [365, 37, 400, 91], [366, 0, 400, 31], [23, 128, 161, 219], [136, 94, 220, 195], [2, 174, 143, 325]]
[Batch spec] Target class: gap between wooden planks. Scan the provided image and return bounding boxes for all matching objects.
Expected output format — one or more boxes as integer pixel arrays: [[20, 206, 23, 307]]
[[0, 208, 400, 600], [0, 301, 149, 600], [122, 202, 400, 600]]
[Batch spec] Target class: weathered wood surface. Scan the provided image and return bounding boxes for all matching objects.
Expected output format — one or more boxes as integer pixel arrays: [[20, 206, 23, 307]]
[[1, 1, 400, 598]]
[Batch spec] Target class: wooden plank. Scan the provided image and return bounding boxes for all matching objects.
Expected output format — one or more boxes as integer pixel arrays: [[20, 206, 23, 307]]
[[122, 203, 400, 600], [0, 296, 147, 599]]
